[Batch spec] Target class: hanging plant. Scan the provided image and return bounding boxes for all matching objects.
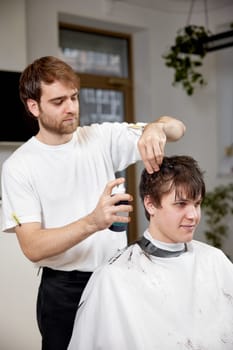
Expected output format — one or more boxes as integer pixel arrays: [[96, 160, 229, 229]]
[[163, 25, 211, 95]]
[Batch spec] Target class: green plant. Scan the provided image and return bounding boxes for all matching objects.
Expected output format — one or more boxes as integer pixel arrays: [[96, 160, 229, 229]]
[[163, 25, 210, 95], [202, 183, 233, 249]]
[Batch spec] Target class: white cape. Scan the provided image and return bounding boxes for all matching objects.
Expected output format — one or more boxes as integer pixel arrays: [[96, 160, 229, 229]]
[[68, 240, 233, 350]]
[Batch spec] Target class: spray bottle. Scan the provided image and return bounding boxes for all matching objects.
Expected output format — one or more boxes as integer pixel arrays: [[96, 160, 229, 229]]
[[109, 182, 128, 232]]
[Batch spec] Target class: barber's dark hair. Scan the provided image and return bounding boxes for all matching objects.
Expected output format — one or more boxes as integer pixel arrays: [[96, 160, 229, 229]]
[[19, 56, 80, 117], [139, 155, 205, 220]]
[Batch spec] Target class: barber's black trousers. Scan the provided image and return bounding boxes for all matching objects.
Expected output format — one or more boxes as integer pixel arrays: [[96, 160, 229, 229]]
[[37, 267, 92, 350]]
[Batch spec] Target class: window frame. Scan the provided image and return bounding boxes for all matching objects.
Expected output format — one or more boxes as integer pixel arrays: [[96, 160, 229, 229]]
[[59, 22, 138, 242]]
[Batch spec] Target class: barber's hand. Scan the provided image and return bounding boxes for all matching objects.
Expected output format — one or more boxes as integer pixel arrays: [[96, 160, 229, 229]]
[[137, 122, 166, 174], [89, 178, 133, 231]]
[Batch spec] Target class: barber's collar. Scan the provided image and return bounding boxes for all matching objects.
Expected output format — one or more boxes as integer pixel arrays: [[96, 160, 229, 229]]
[[137, 231, 187, 258]]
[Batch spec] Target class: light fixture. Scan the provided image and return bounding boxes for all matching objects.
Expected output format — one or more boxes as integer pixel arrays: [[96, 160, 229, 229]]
[[204, 28, 233, 52]]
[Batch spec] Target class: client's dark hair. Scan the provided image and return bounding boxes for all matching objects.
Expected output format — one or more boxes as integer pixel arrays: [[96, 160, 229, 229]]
[[139, 155, 205, 220]]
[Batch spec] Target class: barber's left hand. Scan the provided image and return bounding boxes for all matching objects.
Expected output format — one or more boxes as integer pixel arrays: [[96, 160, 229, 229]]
[[137, 122, 166, 174]]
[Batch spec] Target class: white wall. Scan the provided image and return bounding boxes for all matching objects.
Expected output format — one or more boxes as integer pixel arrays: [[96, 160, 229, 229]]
[[0, 0, 27, 70], [0, 0, 233, 348], [0, 214, 41, 350]]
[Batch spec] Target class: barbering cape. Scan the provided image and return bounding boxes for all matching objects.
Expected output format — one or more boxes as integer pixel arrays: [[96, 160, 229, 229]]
[[68, 240, 233, 350]]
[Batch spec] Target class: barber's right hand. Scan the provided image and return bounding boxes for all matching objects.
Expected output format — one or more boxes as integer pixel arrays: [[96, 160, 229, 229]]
[[89, 177, 133, 231]]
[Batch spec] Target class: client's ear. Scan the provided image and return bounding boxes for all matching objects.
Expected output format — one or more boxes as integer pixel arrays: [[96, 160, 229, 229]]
[[144, 195, 156, 216]]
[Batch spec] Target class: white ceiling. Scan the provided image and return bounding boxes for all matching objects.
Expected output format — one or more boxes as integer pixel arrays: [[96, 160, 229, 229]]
[[116, 0, 233, 13]]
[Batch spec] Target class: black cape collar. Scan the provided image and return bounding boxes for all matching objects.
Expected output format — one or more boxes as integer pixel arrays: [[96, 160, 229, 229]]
[[137, 236, 187, 258]]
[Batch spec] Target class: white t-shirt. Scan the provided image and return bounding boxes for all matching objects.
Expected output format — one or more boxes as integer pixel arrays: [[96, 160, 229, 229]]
[[68, 235, 233, 350], [1, 122, 142, 271]]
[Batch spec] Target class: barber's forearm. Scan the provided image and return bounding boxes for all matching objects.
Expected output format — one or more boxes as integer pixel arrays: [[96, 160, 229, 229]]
[[15, 178, 132, 262], [15, 217, 98, 263], [137, 116, 185, 173], [154, 116, 186, 141]]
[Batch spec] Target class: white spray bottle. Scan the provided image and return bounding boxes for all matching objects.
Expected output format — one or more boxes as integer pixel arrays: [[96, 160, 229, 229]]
[[109, 182, 128, 232]]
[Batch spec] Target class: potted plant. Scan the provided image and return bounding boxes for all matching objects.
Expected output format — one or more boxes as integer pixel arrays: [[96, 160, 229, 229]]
[[202, 183, 233, 251], [163, 25, 210, 95]]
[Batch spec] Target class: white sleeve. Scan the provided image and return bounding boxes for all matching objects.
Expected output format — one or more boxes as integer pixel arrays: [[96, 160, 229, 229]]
[[100, 122, 143, 172], [1, 158, 41, 232]]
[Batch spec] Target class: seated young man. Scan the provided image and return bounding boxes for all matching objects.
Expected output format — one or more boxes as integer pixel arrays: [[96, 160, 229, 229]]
[[68, 155, 233, 350]]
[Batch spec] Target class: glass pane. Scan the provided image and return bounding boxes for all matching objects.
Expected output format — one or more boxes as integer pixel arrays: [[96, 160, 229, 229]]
[[79, 88, 125, 179], [79, 88, 124, 125], [59, 28, 128, 77]]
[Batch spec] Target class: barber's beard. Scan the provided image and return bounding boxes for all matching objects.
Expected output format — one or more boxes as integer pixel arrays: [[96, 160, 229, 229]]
[[39, 112, 79, 135]]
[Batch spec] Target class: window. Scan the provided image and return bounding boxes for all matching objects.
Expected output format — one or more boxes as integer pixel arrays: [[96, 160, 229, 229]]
[[59, 23, 138, 242], [59, 26, 128, 77]]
